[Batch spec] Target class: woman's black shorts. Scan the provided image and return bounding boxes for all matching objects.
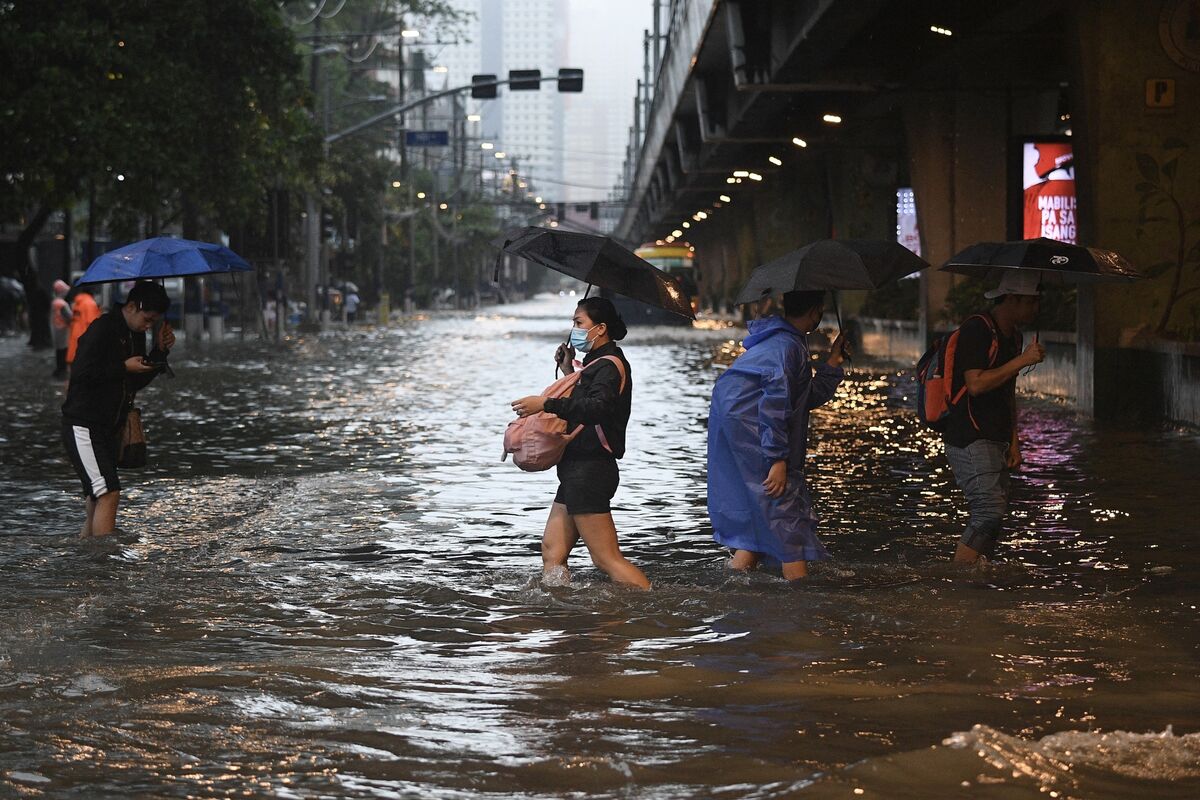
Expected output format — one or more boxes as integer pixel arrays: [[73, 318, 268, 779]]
[[554, 457, 620, 515]]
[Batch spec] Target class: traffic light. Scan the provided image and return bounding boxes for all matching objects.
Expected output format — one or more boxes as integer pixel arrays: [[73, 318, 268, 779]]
[[321, 210, 335, 242], [471, 74, 497, 99], [557, 68, 584, 93], [509, 69, 541, 90]]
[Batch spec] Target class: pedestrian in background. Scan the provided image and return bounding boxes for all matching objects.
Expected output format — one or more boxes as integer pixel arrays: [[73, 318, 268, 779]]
[[344, 290, 360, 324], [61, 281, 175, 537], [50, 279, 72, 379], [66, 286, 101, 371], [941, 271, 1045, 564], [706, 290, 848, 580]]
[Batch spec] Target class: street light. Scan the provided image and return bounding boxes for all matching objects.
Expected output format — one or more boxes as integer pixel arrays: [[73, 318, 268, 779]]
[[401, 29, 420, 38], [481, 142, 494, 150]]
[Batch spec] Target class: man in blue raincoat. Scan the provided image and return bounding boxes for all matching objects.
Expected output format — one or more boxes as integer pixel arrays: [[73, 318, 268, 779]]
[[707, 290, 848, 579]]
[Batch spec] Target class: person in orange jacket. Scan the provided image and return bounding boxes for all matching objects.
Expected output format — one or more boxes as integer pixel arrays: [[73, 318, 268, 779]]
[[66, 286, 101, 369]]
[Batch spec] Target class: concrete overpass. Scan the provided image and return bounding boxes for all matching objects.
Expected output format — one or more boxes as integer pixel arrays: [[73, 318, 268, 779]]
[[616, 0, 1200, 426]]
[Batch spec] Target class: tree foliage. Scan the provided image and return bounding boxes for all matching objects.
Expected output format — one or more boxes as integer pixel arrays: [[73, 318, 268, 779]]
[[0, 0, 319, 233]]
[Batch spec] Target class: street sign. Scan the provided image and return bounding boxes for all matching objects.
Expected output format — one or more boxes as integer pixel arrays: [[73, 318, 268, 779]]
[[1146, 78, 1176, 109], [405, 130, 450, 147]]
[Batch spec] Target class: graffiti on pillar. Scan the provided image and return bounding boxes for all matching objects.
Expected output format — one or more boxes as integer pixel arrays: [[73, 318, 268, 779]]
[[1136, 138, 1200, 337], [1022, 141, 1076, 243]]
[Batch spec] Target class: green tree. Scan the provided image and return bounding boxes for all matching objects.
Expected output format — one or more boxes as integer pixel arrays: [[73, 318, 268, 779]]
[[0, 0, 318, 346]]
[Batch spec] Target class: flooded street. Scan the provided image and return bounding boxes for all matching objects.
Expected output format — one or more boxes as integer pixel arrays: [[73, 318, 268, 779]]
[[1, 294, 1198, 798]]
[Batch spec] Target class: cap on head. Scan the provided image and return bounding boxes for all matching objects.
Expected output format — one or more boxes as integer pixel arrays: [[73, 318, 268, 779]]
[[984, 270, 1041, 299]]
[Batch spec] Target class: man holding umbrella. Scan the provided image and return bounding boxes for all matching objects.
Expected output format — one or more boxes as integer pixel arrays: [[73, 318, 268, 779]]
[[61, 281, 175, 537], [941, 271, 1045, 564]]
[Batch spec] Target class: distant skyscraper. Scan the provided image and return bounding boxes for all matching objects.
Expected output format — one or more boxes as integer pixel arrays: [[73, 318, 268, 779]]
[[435, 1, 566, 204]]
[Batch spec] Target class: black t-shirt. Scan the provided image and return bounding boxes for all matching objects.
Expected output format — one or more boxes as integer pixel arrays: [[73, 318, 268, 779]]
[[943, 313, 1021, 448]]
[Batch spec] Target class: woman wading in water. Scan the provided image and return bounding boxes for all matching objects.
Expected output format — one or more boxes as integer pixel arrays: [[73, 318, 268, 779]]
[[510, 297, 650, 589]]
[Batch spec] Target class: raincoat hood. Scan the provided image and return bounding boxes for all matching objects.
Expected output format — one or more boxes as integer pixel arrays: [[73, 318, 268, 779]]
[[743, 316, 802, 349]]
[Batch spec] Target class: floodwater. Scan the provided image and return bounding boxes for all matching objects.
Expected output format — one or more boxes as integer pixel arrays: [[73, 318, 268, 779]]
[[0, 294, 1197, 799]]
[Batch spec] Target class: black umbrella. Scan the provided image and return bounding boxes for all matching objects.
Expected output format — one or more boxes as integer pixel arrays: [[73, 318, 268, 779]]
[[942, 237, 1142, 359], [734, 238, 929, 332], [493, 227, 695, 320], [940, 237, 1142, 283]]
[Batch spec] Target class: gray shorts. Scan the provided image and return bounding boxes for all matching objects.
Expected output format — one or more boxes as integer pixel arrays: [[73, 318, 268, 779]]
[[943, 439, 1010, 556]]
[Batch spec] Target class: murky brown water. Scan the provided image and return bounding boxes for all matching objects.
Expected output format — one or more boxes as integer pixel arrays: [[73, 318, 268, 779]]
[[1, 295, 1198, 798]]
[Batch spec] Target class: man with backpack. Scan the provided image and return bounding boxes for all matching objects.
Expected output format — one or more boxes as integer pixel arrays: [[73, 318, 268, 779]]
[[936, 271, 1045, 563]]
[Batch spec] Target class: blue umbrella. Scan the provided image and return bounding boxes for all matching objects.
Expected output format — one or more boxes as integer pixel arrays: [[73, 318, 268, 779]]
[[77, 237, 252, 285]]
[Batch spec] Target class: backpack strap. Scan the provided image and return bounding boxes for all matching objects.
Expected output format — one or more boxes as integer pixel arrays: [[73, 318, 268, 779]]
[[586, 355, 627, 454]]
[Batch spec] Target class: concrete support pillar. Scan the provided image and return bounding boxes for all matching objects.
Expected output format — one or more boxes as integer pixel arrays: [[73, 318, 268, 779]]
[[904, 91, 1008, 342]]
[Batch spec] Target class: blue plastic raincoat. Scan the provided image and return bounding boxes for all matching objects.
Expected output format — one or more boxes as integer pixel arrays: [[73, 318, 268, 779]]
[[707, 316, 844, 563]]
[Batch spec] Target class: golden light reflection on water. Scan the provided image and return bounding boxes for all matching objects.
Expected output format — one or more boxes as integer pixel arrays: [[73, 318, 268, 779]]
[[0, 298, 1196, 798]]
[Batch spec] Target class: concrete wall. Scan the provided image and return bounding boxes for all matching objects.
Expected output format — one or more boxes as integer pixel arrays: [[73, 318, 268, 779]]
[[1071, 2, 1200, 346]]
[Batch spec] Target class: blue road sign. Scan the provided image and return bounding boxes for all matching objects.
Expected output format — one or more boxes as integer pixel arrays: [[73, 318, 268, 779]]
[[405, 130, 450, 147]]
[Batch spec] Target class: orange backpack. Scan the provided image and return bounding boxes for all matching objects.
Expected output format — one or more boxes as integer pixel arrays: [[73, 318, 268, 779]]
[[915, 314, 999, 431], [502, 355, 627, 471]]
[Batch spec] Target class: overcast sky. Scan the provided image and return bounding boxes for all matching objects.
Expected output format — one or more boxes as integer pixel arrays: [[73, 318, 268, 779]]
[[562, 0, 653, 201]]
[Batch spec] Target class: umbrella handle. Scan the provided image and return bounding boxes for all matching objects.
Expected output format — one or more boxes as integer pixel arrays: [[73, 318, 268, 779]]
[[832, 291, 851, 363]]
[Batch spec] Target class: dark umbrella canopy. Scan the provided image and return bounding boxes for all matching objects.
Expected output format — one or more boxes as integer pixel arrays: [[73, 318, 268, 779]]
[[940, 237, 1142, 283], [77, 237, 253, 285], [494, 227, 695, 319], [733, 239, 929, 304]]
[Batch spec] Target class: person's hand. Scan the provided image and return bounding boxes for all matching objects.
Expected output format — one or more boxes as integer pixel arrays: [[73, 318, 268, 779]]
[[554, 343, 575, 374], [1020, 340, 1045, 367], [511, 395, 546, 417], [157, 322, 175, 351], [125, 356, 155, 374], [1006, 442, 1023, 469], [827, 332, 851, 368], [762, 459, 788, 498]]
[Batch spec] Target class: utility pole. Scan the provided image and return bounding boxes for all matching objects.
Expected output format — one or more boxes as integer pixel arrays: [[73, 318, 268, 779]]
[[652, 0, 663, 78], [305, 14, 323, 327], [452, 93, 463, 308], [398, 16, 412, 314]]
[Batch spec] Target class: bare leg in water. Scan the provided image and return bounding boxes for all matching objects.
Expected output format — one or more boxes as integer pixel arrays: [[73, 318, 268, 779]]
[[729, 549, 808, 579], [83, 492, 120, 538], [541, 502, 579, 582], [541, 502, 650, 589]]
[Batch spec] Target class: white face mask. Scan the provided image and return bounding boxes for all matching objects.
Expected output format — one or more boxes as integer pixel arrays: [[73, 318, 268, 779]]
[[569, 324, 598, 352]]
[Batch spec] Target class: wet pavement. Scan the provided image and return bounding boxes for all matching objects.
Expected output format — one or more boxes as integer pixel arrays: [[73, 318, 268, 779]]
[[0, 294, 1198, 798]]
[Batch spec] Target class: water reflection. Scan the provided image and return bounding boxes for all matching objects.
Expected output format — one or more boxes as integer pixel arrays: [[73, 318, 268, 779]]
[[0, 296, 1197, 798]]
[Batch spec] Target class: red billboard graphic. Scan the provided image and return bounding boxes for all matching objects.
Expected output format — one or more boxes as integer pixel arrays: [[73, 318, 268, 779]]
[[1023, 141, 1076, 242]]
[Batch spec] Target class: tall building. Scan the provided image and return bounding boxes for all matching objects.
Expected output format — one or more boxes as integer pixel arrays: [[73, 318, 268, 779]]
[[432, 1, 567, 205]]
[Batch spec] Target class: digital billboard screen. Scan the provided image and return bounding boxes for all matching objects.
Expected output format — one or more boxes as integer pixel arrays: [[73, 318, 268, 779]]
[[1021, 139, 1076, 242]]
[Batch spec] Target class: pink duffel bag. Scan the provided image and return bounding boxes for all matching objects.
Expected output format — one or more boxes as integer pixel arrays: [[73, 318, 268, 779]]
[[502, 355, 626, 471]]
